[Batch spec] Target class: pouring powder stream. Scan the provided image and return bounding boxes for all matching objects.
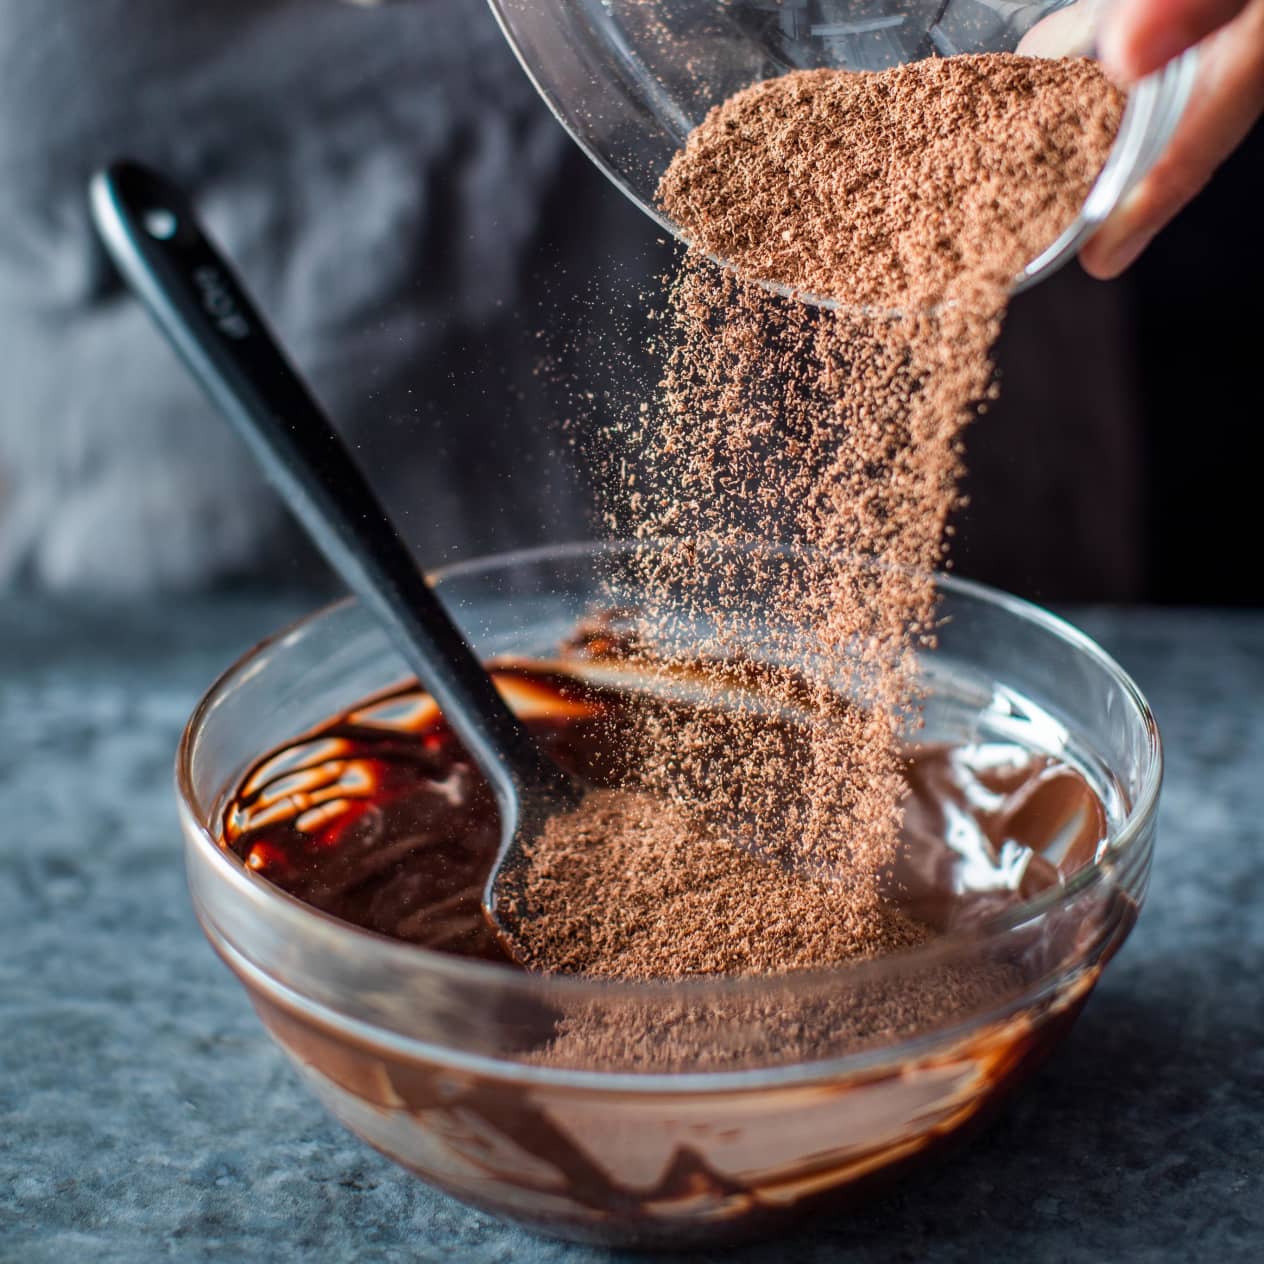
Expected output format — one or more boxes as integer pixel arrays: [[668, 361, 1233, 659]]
[[500, 54, 1124, 978]]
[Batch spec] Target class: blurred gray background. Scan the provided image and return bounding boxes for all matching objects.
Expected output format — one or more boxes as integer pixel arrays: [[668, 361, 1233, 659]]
[[0, 0, 1258, 603]]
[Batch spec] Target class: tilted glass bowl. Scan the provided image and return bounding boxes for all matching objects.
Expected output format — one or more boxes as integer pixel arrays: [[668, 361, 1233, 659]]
[[177, 541, 1160, 1248], [487, 0, 1196, 298]]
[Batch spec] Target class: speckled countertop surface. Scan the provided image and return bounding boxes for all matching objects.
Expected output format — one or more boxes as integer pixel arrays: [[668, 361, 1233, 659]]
[[1, 595, 1261, 1263]]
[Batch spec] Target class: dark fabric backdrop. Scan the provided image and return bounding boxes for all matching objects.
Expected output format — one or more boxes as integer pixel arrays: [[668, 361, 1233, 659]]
[[0, 1, 1257, 602]]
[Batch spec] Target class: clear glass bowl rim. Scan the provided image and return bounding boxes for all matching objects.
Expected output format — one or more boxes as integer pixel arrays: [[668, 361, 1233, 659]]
[[177, 541, 1161, 1074]]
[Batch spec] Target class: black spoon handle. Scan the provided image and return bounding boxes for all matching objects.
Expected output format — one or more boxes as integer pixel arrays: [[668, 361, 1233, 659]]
[[89, 159, 562, 814]]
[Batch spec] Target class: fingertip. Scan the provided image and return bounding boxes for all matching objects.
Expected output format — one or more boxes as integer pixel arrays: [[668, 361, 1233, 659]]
[[1101, 0, 1247, 81], [1079, 241, 1123, 280], [1080, 226, 1155, 279], [1097, 0, 1155, 82], [1098, 12, 1183, 83], [1097, 14, 1137, 83], [1125, 24, 1199, 80]]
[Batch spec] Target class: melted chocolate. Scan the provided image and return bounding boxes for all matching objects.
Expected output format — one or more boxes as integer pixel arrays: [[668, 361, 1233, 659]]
[[221, 662, 1107, 964], [215, 656, 1132, 1245]]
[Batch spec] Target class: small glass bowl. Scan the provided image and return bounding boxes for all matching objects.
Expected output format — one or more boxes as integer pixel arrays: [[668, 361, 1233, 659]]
[[177, 541, 1160, 1248], [486, 0, 1197, 298]]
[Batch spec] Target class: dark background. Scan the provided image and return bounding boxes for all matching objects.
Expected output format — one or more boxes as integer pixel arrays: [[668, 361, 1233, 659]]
[[1133, 124, 1263, 605], [0, 0, 1257, 607], [528, 116, 1264, 608], [948, 117, 1264, 606]]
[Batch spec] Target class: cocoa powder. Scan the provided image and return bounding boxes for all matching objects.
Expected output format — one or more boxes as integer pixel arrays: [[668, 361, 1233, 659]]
[[658, 54, 1124, 308], [509, 788, 928, 980], [507, 54, 1123, 986]]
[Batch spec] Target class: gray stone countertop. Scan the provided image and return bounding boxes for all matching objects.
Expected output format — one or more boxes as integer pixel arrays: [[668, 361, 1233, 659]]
[[1, 594, 1261, 1263]]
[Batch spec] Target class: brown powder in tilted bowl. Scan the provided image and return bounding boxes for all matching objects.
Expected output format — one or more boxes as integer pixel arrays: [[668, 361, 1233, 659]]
[[658, 53, 1124, 308]]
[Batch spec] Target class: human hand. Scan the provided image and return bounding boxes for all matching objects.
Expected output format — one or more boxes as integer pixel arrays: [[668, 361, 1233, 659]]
[[1020, 0, 1264, 277]]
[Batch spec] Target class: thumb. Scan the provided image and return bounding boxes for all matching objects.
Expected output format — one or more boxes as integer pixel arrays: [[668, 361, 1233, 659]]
[[1100, 0, 1251, 80]]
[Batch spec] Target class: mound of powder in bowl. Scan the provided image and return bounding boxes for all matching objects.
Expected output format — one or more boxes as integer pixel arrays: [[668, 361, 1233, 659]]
[[502, 53, 1124, 983], [504, 788, 929, 979], [657, 53, 1124, 308]]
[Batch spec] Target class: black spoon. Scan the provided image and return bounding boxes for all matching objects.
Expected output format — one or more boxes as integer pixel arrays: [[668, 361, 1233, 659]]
[[89, 159, 578, 936]]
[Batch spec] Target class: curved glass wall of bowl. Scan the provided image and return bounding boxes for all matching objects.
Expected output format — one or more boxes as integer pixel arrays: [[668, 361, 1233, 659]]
[[489, 0, 1198, 304]]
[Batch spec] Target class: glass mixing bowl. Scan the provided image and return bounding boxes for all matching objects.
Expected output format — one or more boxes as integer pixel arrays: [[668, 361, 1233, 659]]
[[177, 541, 1160, 1248], [486, 0, 1197, 297]]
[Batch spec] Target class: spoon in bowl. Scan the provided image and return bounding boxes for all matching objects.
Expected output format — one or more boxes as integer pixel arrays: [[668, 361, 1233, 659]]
[[89, 159, 579, 936]]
